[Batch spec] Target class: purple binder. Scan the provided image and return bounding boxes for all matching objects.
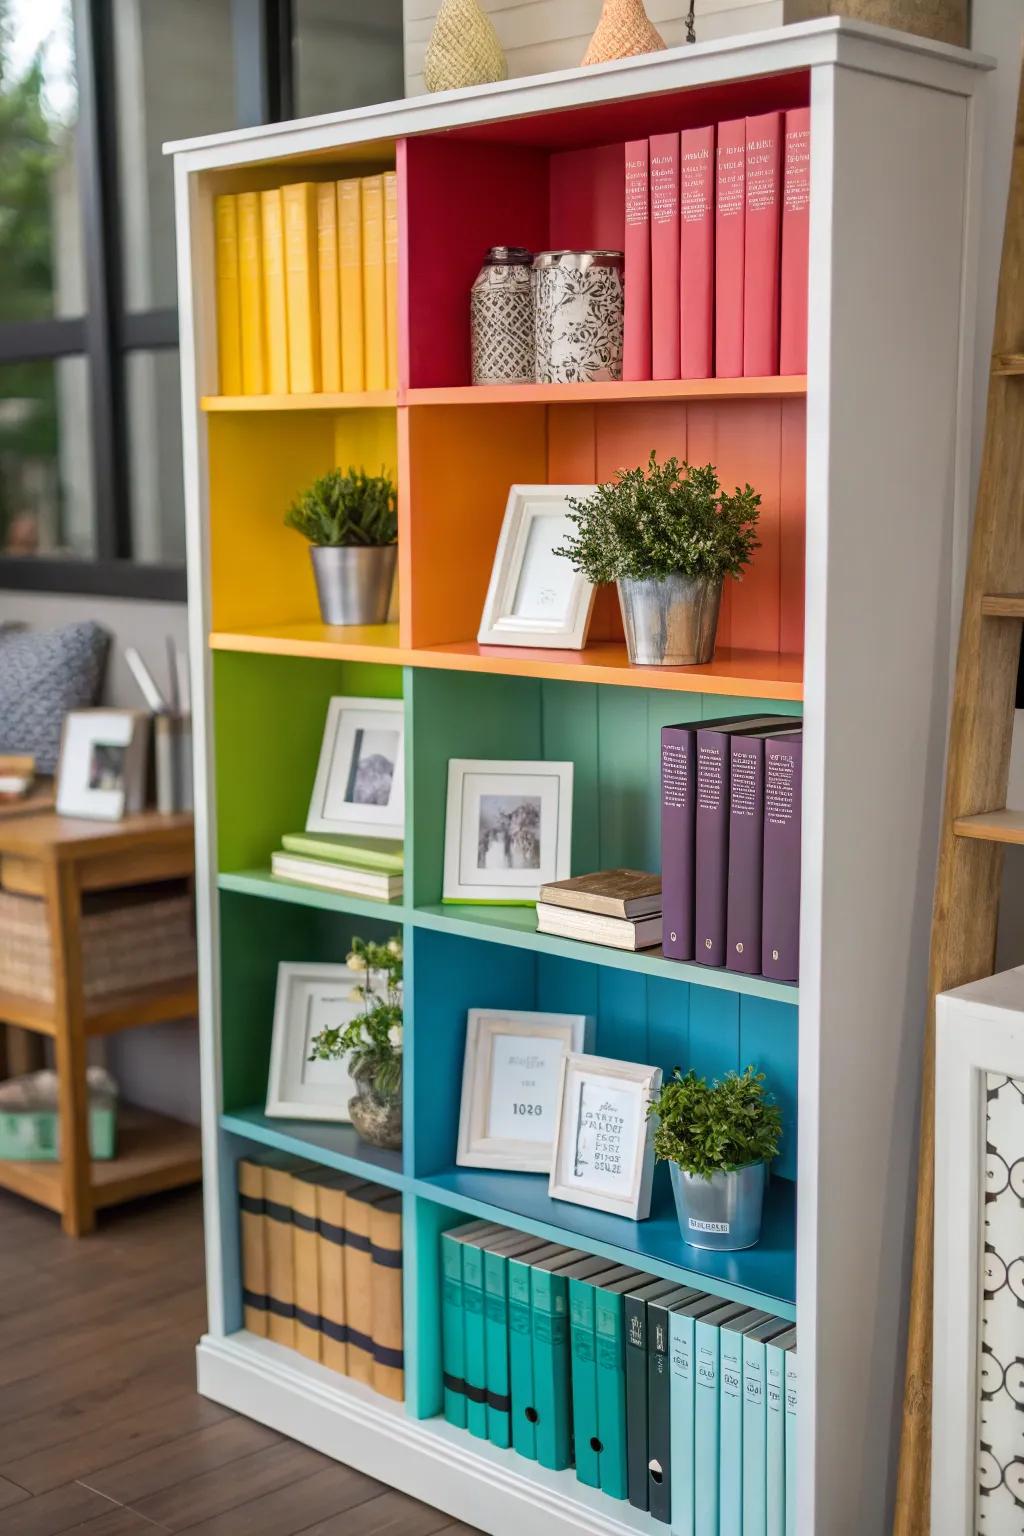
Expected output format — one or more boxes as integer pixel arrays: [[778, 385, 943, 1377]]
[[762, 734, 803, 982], [661, 724, 698, 960], [725, 732, 767, 974]]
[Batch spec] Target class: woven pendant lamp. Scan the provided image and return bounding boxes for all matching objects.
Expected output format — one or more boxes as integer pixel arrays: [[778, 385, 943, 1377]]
[[581, 0, 667, 65], [424, 0, 508, 92]]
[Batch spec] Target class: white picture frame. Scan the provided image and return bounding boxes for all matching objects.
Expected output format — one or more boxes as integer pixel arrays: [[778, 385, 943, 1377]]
[[306, 696, 404, 841], [56, 708, 150, 821], [266, 961, 365, 1122], [443, 758, 573, 904], [457, 1008, 594, 1172], [548, 1052, 662, 1221], [477, 484, 597, 650], [931, 967, 1024, 1536]]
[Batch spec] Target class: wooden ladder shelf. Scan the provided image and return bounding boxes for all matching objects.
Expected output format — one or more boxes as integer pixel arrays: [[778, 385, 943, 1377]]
[[894, 61, 1024, 1536]]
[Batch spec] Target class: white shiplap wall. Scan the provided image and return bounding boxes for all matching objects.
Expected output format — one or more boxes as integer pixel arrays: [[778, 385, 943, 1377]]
[[404, 0, 785, 95]]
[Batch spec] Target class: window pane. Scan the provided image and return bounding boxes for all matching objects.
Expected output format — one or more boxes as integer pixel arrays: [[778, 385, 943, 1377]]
[[0, 357, 94, 557], [295, 0, 404, 118], [0, 0, 85, 320], [126, 349, 185, 564], [114, 0, 235, 312]]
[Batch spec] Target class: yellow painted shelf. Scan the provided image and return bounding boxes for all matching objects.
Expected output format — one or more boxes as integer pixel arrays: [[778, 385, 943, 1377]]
[[201, 390, 397, 412]]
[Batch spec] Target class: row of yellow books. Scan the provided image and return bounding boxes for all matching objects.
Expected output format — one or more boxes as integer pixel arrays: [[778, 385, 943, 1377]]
[[214, 173, 398, 397]]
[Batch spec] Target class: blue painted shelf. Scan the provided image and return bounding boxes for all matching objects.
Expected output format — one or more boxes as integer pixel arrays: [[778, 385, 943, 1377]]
[[220, 1106, 404, 1189]]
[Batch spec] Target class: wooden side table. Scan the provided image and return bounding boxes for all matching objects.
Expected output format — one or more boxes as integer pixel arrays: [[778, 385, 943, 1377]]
[[0, 811, 202, 1235]]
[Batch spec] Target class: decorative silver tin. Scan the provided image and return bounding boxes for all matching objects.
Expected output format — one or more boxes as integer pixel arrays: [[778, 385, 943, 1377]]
[[310, 544, 397, 626], [617, 572, 723, 666], [471, 246, 534, 385], [532, 249, 624, 384], [669, 1160, 768, 1251]]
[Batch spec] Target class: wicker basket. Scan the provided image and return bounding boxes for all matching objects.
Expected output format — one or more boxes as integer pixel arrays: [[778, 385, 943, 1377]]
[[0, 879, 197, 1005]]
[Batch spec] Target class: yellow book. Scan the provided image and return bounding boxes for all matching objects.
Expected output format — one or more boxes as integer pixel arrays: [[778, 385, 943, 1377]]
[[383, 171, 399, 391], [213, 194, 242, 396], [238, 1158, 268, 1337], [338, 178, 364, 393], [361, 174, 387, 392], [237, 191, 265, 395], [282, 181, 321, 394], [291, 1167, 323, 1363], [260, 188, 289, 394], [316, 182, 342, 394]]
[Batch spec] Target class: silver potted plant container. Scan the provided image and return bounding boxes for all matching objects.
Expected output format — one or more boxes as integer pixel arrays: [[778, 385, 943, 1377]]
[[284, 466, 398, 627], [554, 453, 761, 666], [648, 1065, 781, 1253]]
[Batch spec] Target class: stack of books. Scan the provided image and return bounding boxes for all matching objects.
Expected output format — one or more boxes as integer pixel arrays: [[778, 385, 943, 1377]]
[[536, 869, 662, 951], [214, 172, 398, 397], [270, 831, 403, 902], [239, 1155, 403, 1400], [441, 1220, 798, 1531]]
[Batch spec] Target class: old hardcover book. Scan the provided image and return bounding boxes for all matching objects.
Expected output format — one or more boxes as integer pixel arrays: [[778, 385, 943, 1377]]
[[623, 140, 652, 381], [238, 1157, 268, 1336], [270, 852, 403, 901], [316, 1171, 367, 1374], [213, 194, 242, 395], [762, 733, 803, 982], [780, 108, 811, 376], [535, 904, 662, 951], [539, 869, 661, 919], [259, 188, 290, 393], [649, 132, 681, 379], [282, 182, 321, 393], [236, 191, 266, 395], [262, 1156, 298, 1348], [369, 1193, 404, 1401], [679, 125, 715, 379], [345, 1182, 393, 1384], [743, 111, 783, 376], [291, 1166, 323, 1362], [715, 118, 746, 378]]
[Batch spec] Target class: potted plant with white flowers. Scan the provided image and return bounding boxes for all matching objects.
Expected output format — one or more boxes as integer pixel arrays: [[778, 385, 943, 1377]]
[[649, 1065, 781, 1251], [554, 452, 761, 665], [308, 934, 403, 1149]]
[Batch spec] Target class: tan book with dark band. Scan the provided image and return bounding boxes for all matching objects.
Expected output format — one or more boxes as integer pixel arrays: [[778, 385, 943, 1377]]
[[315, 1172, 367, 1375], [238, 1158, 268, 1336], [370, 1193, 404, 1401], [291, 1166, 324, 1362], [345, 1183, 393, 1384], [262, 1157, 299, 1348]]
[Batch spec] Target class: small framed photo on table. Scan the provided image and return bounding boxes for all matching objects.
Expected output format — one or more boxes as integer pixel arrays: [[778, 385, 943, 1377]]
[[477, 485, 597, 650], [443, 758, 573, 904], [307, 696, 404, 841], [266, 961, 367, 1121], [457, 1008, 594, 1172], [56, 708, 150, 821], [549, 1053, 662, 1221]]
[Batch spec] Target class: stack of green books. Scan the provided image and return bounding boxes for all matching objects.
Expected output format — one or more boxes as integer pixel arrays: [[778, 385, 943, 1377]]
[[270, 832, 403, 902]]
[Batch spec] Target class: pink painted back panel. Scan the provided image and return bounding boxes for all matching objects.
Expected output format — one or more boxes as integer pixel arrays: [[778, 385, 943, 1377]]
[[548, 143, 626, 252]]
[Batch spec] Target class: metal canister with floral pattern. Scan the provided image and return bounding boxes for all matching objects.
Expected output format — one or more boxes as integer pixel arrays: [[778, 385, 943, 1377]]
[[532, 250, 624, 384], [470, 246, 535, 385]]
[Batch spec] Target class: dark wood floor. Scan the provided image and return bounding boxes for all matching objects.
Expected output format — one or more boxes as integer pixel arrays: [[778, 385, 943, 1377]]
[[0, 1185, 480, 1536]]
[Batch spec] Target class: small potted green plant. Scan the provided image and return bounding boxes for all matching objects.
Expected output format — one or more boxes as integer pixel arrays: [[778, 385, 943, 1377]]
[[285, 466, 398, 626], [554, 452, 761, 665], [649, 1065, 781, 1251], [308, 935, 403, 1149]]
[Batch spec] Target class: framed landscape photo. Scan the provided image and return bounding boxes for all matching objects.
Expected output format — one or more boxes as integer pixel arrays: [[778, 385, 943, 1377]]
[[549, 1053, 662, 1221], [306, 696, 404, 841], [443, 758, 573, 903], [56, 708, 150, 821], [457, 1008, 594, 1172], [266, 961, 370, 1121], [477, 485, 597, 650]]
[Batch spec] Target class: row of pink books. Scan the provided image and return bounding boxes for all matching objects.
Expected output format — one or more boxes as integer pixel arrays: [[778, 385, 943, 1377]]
[[623, 108, 810, 382]]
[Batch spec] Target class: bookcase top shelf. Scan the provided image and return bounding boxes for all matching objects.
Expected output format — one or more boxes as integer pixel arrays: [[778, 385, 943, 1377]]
[[201, 390, 397, 412]]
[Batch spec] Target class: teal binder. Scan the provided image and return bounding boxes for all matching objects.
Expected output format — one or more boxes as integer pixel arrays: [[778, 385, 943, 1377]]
[[441, 1221, 498, 1428], [766, 1327, 796, 1536], [461, 1231, 495, 1438], [720, 1311, 771, 1536], [693, 1302, 746, 1536], [784, 1340, 798, 1536], [646, 1288, 700, 1524], [669, 1293, 730, 1536], [483, 1231, 551, 1448], [509, 1242, 566, 1461], [531, 1251, 603, 1470], [570, 1263, 635, 1490], [593, 1269, 648, 1500], [743, 1320, 792, 1536]]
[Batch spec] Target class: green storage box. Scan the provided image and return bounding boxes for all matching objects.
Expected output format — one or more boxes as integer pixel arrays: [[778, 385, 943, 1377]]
[[0, 1069, 118, 1161]]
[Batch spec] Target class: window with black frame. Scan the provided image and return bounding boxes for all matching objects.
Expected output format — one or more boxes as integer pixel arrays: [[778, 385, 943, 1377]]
[[0, 0, 403, 601]]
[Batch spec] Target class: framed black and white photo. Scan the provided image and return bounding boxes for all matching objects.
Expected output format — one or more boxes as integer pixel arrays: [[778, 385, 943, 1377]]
[[56, 708, 150, 821], [457, 1008, 594, 1172], [549, 1053, 662, 1220], [477, 485, 597, 650], [306, 696, 404, 840], [443, 758, 573, 903], [266, 962, 363, 1121]]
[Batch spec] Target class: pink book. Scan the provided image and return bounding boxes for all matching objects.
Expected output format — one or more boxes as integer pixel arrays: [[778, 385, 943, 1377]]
[[715, 118, 745, 378], [742, 111, 783, 376], [679, 125, 715, 379], [649, 132, 681, 380], [623, 140, 652, 381], [780, 107, 811, 376]]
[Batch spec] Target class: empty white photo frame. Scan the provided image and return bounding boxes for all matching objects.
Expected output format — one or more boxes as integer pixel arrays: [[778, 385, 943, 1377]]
[[477, 485, 597, 650], [306, 695, 404, 840], [56, 708, 150, 821], [443, 758, 573, 903], [457, 1008, 594, 1172], [266, 961, 362, 1121], [549, 1053, 662, 1221]]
